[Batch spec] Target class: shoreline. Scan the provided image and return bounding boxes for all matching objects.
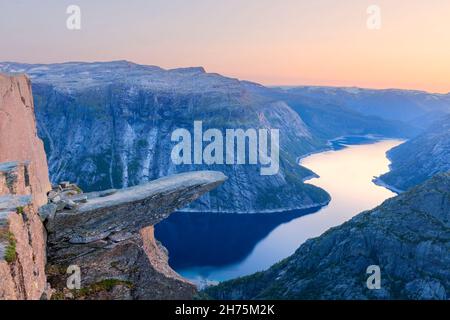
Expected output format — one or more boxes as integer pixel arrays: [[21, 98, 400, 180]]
[[296, 134, 401, 164], [371, 140, 405, 195], [177, 200, 330, 215], [372, 176, 404, 194]]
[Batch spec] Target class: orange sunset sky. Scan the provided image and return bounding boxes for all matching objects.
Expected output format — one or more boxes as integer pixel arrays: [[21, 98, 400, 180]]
[[1, 0, 449, 93]]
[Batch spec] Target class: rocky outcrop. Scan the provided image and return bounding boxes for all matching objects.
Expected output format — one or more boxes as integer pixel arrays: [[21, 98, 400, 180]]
[[204, 172, 450, 300], [0, 74, 51, 300], [46, 171, 227, 299], [378, 116, 450, 191], [0, 189, 47, 300]]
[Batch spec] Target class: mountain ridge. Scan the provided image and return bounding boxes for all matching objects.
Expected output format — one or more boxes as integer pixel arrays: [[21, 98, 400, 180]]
[[378, 115, 450, 191]]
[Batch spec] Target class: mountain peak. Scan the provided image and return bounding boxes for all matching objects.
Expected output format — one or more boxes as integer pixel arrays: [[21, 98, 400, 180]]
[[0, 62, 235, 93], [169, 66, 206, 74]]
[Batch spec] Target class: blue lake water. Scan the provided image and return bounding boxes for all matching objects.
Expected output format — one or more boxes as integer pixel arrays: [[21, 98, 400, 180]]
[[155, 138, 404, 286]]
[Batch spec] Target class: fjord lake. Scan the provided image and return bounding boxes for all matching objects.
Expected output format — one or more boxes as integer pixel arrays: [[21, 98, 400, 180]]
[[155, 138, 404, 286]]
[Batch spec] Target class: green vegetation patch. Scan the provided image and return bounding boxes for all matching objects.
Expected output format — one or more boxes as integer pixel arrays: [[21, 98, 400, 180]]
[[16, 206, 24, 215], [75, 279, 134, 298], [50, 278, 135, 300], [4, 232, 17, 263]]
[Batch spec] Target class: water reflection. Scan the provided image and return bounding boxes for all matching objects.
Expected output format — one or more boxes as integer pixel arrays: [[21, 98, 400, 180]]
[[155, 206, 322, 269]]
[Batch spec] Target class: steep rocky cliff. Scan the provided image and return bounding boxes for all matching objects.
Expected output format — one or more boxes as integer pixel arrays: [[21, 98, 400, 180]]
[[0, 74, 51, 299], [378, 116, 450, 191], [204, 172, 450, 300], [0, 61, 417, 213], [0, 74, 51, 207], [0, 73, 227, 300]]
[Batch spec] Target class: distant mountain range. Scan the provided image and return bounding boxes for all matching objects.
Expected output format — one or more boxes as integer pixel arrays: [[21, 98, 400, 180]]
[[203, 172, 450, 300], [379, 115, 450, 191], [0, 61, 446, 213], [279, 86, 450, 129]]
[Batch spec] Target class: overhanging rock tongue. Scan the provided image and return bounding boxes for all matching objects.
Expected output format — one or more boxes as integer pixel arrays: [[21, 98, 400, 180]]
[[45, 171, 227, 299]]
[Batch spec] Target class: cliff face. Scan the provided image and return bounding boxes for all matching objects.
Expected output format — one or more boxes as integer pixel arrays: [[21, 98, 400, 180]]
[[204, 172, 450, 300], [0, 74, 51, 299], [0, 74, 51, 207], [379, 116, 450, 191], [0, 61, 331, 213]]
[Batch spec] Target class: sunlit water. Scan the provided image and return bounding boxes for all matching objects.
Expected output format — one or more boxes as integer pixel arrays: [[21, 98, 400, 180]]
[[155, 139, 404, 286]]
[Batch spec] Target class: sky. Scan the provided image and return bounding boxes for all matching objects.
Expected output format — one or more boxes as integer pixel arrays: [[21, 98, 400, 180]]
[[1, 0, 449, 93]]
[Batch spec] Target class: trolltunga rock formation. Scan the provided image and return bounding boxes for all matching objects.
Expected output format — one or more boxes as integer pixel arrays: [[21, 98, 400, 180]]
[[46, 171, 227, 299]]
